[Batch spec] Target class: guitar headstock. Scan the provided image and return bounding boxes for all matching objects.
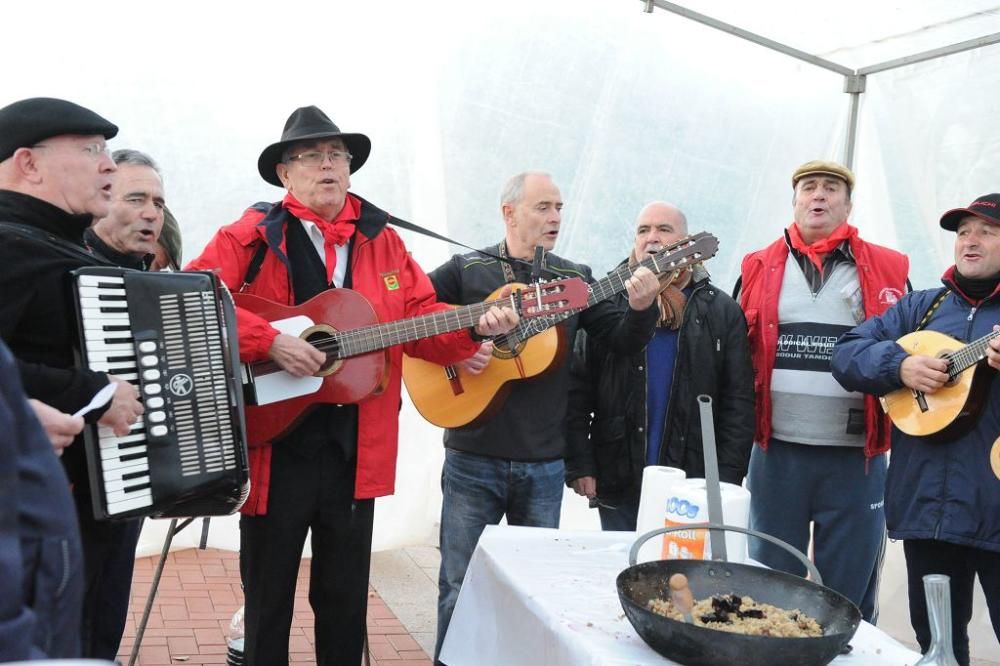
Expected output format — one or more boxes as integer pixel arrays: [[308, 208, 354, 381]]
[[643, 232, 720, 274], [511, 278, 589, 318]]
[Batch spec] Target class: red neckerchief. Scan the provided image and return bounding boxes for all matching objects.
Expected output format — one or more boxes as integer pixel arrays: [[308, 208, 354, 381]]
[[787, 222, 857, 275], [282, 193, 359, 283]]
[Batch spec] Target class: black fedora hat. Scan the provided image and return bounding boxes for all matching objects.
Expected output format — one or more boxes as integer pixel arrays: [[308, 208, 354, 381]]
[[940, 193, 1000, 231], [257, 105, 371, 187]]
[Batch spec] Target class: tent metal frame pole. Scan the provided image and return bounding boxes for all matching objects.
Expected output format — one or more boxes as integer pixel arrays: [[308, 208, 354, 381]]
[[641, 0, 852, 76], [859, 31, 1000, 75], [640, 0, 1000, 173], [842, 74, 866, 170]]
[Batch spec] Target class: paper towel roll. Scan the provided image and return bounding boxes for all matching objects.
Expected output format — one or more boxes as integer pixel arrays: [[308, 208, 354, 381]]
[[635, 476, 751, 564], [634, 466, 686, 562]]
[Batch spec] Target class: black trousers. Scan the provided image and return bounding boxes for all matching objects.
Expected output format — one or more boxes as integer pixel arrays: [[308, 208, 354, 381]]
[[240, 441, 374, 666], [903, 539, 1000, 666], [75, 496, 143, 660]]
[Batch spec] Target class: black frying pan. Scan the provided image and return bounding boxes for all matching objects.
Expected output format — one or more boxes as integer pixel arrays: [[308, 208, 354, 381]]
[[617, 524, 862, 666]]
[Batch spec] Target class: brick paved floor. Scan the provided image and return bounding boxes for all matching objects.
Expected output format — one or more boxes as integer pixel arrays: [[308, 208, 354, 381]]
[[118, 548, 431, 665]]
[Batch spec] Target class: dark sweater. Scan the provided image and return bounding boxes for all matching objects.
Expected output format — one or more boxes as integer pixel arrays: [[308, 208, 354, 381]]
[[0, 190, 111, 489], [429, 245, 658, 461]]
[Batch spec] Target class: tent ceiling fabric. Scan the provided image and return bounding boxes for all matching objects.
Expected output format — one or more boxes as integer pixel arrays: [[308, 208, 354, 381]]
[[650, 0, 1000, 70]]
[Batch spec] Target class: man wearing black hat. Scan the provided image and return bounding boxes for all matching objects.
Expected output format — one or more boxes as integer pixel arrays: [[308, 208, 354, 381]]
[[735, 160, 909, 622], [833, 195, 1000, 665], [187, 105, 519, 666], [0, 96, 145, 658]]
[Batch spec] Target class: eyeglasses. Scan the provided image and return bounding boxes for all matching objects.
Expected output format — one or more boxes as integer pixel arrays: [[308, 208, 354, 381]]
[[285, 150, 352, 167], [32, 141, 112, 160]]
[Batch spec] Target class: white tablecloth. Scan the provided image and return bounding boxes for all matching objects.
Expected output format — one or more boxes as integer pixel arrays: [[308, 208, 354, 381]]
[[440, 526, 922, 666]]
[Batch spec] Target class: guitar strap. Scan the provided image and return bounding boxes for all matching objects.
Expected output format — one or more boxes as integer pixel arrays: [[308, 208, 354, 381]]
[[915, 288, 948, 331], [497, 241, 518, 284], [237, 204, 554, 291], [387, 214, 564, 279], [240, 242, 270, 293]]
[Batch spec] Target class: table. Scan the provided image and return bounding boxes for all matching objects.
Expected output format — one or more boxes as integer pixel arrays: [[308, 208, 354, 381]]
[[440, 526, 922, 666]]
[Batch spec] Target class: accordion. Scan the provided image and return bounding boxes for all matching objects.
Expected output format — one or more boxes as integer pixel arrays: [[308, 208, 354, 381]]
[[71, 267, 249, 520]]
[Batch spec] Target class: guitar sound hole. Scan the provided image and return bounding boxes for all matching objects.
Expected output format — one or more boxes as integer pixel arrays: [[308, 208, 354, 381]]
[[492, 338, 525, 361], [305, 330, 340, 374]]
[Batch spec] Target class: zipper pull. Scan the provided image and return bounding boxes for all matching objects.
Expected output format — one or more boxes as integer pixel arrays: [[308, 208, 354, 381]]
[[968, 306, 976, 322]]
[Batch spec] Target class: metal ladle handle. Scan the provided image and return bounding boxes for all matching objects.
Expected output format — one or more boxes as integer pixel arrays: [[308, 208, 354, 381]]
[[628, 523, 824, 586]]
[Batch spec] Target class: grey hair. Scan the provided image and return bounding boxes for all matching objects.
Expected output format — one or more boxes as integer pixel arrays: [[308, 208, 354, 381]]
[[111, 148, 161, 176], [500, 171, 551, 207]]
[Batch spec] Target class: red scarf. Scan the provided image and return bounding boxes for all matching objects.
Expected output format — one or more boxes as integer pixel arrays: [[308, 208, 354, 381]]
[[787, 222, 857, 274], [282, 193, 358, 283]]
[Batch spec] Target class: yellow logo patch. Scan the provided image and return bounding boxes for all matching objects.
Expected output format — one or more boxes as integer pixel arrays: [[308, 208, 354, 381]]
[[383, 274, 400, 291]]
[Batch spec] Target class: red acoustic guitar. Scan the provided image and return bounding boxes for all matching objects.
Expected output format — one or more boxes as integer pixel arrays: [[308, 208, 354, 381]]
[[233, 278, 588, 446]]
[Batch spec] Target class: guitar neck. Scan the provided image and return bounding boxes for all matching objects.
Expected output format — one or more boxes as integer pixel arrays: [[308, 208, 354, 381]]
[[332, 299, 502, 358], [948, 329, 1000, 377], [496, 239, 702, 345]]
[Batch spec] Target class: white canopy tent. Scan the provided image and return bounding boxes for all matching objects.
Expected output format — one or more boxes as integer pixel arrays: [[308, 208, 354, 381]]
[[4, 0, 999, 659]]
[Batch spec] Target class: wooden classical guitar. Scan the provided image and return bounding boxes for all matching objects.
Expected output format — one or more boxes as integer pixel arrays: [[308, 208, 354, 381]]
[[233, 278, 588, 446], [402, 232, 719, 428], [880, 328, 998, 436]]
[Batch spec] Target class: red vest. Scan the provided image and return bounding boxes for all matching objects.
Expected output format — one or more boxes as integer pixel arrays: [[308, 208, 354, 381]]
[[739, 234, 908, 458]]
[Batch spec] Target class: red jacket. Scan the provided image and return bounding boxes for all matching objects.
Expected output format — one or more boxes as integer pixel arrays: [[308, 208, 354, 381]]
[[739, 231, 908, 458], [187, 194, 478, 513]]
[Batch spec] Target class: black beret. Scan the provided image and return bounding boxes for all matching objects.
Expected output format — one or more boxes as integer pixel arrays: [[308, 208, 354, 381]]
[[0, 97, 118, 162]]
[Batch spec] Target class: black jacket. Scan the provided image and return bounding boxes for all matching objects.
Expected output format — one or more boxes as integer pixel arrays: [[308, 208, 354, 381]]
[[429, 245, 659, 461], [0, 190, 113, 489], [565, 267, 755, 497]]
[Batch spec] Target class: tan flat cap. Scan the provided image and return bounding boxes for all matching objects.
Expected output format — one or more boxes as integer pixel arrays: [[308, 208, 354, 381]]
[[792, 160, 855, 191]]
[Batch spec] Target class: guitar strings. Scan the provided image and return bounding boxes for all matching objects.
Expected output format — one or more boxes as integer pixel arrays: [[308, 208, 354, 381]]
[[494, 233, 712, 348], [945, 330, 1000, 380]]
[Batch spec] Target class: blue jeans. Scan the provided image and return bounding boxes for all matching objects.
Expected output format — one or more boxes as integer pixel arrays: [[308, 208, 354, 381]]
[[435, 449, 564, 662]]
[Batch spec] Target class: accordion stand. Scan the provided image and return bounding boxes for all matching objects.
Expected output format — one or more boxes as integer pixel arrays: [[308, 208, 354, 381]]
[[127, 517, 213, 666]]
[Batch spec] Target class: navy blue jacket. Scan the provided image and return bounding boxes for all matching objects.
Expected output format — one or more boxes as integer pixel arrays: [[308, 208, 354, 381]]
[[831, 275, 1000, 552], [0, 340, 83, 659]]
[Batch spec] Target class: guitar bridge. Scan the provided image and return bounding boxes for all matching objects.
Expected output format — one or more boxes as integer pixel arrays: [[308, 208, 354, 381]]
[[444, 365, 465, 396], [912, 389, 929, 413]]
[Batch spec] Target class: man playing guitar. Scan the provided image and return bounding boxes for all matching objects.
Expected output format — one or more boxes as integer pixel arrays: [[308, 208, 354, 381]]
[[833, 194, 1000, 665], [187, 106, 519, 666]]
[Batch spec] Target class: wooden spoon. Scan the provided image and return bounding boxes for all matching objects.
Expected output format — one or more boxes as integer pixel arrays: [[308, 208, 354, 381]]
[[669, 573, 695, 624]]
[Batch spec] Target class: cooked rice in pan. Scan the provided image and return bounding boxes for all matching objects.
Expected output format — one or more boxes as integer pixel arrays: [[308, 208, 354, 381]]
[[646, 593, 823, 638]]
